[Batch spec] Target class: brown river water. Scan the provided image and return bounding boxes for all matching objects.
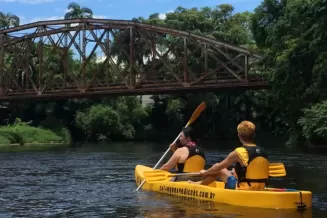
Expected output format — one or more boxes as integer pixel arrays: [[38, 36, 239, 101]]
[[0, 141, 325, 217]]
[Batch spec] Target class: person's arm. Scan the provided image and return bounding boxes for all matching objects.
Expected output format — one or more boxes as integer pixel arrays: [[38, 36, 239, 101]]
[[160, 149, 181, 171], [201, 151, 238, 176], [169, 143, 177, 152]]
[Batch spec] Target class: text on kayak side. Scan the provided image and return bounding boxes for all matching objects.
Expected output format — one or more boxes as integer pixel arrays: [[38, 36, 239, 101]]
[[159, 185, 216, 200]]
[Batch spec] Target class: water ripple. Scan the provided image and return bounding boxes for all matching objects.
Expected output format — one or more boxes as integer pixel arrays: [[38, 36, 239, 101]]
[[0, 144, 324, 217]]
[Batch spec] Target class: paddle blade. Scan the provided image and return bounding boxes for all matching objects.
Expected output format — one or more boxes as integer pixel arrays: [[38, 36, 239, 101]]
[[269, 163, 286, 177], [269, 170, 286, 177], [269, 163, 285, 169], [186, 102, 206, 127], [143, 170, 172, 183]]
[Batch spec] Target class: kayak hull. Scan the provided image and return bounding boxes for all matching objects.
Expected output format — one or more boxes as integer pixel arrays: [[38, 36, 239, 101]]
[[135, 165, 312, 210]]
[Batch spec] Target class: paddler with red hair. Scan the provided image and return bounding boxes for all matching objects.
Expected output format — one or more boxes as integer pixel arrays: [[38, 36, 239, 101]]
[[192, 120, 270, 190], [159, 126, 206, 181]]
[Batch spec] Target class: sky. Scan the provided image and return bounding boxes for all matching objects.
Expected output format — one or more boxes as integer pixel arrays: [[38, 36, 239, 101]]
[[1, 0, 263, 25]]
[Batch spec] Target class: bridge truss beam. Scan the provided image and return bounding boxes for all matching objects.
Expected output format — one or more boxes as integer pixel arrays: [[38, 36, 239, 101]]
[[0, 19, 268, 100]]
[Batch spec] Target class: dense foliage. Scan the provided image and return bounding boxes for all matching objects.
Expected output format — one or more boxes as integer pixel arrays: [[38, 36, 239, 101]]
[[250, 0, 327, 147], [1, 0, 327, 148]]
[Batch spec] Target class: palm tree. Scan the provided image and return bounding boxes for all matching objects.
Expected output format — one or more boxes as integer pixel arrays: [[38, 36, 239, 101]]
[[64, 2, 93, 19], [0, 12, 20, 29], [0, 12, 19, 93], [64, 2, 93, 61]]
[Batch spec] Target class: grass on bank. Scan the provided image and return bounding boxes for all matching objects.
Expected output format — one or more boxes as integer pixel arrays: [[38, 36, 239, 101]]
[[0, 118, 71, 146]]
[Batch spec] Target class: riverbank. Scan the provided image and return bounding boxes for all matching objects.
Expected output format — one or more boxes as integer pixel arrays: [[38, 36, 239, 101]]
[[0, 119, 71, 151], [0, 143, 70, 152]]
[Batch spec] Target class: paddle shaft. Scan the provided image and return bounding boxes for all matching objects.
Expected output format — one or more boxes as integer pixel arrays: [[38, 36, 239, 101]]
[[168, 172, 201, 177], [169, 169, 282, 180], [145, 168, 286, 183]]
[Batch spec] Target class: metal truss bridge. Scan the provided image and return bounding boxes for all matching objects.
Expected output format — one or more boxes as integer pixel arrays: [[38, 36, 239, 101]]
[[0, 18, 268, 100]]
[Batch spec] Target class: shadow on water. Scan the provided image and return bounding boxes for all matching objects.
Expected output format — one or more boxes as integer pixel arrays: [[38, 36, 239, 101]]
[[0, 141, 325, 217]]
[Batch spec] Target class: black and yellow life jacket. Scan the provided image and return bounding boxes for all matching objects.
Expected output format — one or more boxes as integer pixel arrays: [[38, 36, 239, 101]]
[[176, 145, 206, 173], [234, 145, 269, 190]]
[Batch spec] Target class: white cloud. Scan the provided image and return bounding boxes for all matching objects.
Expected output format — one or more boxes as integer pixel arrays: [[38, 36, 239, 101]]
[[0, 0, 55, 4], [158, 10, 173, 20], [158, 13, 166, 20]]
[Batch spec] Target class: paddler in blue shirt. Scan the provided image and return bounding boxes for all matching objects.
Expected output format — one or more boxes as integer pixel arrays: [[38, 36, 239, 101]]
[[190, 121, 269, 190], [159, 127, 206, 181]]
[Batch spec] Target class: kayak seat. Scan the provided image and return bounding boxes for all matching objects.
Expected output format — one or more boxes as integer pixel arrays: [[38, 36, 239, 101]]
[[183, 155, 206, 173]]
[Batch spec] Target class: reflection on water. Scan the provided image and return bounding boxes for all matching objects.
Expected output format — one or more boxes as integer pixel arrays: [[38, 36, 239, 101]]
[[0, 142, 325, 217], [136, 193, 313, 218]]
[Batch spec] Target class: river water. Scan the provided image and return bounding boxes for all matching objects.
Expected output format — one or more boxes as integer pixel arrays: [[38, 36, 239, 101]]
[[0, 142, 325, 217]]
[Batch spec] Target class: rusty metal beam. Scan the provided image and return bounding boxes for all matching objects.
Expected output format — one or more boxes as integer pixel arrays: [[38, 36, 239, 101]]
[[0, 19, 268, 100], [0, 19, 264, 59], [0, 80, 269, 101], [130, 27, 135, 87]]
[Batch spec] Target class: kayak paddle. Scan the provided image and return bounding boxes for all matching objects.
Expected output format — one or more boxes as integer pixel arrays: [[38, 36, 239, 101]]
[[231, 163, 286, 177], [144, 162, 286, 184], [135, 102, 207, 191], [268, 163, 286, 177], [144, 170, 201, 183]]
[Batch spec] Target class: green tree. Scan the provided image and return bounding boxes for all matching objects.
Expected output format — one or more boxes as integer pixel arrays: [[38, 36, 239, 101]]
[[64, 2, 93, 61], [250, 0, 327, 147], [64, 2, 93, 19], [298, 101, 327, 145], [0, 12, 19, 29]]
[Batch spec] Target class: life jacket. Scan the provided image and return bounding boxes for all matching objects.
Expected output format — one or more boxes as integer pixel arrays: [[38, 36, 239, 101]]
[[176, 145, 206, 173], [234, 145, 269, 190]]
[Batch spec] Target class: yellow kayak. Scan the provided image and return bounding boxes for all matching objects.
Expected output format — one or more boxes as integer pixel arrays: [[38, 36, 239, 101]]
[[135, 165, 312, 210]]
